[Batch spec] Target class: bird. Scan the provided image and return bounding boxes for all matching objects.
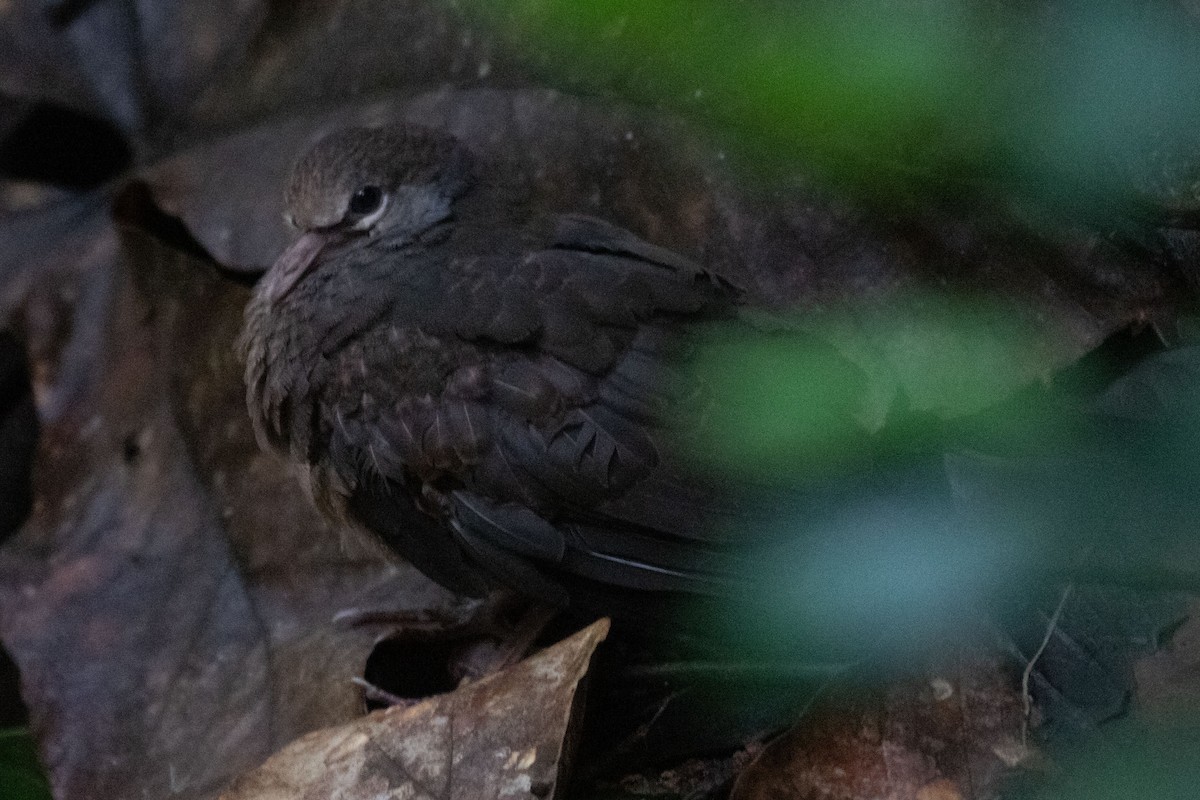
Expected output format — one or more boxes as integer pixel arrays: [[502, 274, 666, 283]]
[[238, 122, 1200, 661], [236, 123, 881, 633]]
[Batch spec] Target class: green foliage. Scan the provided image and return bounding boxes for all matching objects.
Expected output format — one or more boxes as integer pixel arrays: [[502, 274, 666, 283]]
[[464, 0, 976, 177], [684, 324, 871, 481], [680, 311, 1200, 661], [463, 0, 1200, 214], [0, 729, 51, 800], [1007, 719, 1200, 800], [682, 297, 1049, 481]]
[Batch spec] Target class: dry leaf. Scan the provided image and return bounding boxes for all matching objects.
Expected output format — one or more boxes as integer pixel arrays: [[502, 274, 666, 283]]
[[220, 619, 609, 800], [730, 648, 1028, 800], [0, 202, 468, 799]]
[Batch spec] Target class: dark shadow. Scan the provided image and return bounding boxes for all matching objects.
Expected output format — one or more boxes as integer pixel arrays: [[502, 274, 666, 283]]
[[0, 102, 131, 189], [112, 181, 214, 262], [45, 0, 102, 28], [362, 638, 461, 709], [0, 645, 27, 728], [1050, 325, 1168, 397], [113, 180, 259, 288], [0, 332, 36, 545]]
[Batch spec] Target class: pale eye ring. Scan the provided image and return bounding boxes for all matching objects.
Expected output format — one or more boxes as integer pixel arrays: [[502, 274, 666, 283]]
[[346, 185, 388, 230]]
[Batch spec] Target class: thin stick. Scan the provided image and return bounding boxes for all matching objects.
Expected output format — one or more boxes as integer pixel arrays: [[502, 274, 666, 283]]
[[352, 676, 419, 708], [1022, 583, 1074, 746]]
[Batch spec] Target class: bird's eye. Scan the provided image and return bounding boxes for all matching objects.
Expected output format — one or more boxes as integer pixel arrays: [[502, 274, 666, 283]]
[[348, 185, 383, 216]]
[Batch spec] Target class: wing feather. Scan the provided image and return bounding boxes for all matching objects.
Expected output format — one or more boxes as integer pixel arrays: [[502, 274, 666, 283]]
[[323, 215, 757, 598]]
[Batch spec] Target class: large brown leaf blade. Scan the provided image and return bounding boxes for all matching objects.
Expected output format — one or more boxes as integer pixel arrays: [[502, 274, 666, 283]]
[[220, 619, 610, 800], [0, 253, 286, 799], [0, 188, 468, 799]]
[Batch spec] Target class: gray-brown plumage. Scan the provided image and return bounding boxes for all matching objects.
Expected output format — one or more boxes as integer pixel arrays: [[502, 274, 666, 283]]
[[240, 123, 790, 609], [237, 123, 1200, 667]]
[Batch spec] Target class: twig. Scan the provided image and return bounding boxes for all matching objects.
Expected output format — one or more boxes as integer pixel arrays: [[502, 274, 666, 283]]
[[1021, 583, 1073, 746], [352, 676, 419, 708]]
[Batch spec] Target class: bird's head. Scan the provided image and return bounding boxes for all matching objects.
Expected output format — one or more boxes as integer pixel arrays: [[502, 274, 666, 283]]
[[261, 124, 474, 303]]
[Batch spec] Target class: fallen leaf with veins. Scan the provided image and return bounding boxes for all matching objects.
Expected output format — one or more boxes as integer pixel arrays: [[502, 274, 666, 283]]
[[220, 619, 609, 800]]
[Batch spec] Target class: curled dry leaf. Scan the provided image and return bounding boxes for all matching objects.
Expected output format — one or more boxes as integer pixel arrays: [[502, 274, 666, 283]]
[[220, 618, 609, 800]]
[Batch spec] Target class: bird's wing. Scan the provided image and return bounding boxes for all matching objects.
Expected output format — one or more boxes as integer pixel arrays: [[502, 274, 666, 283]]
[[324, 216, 782, 598], [439, 214, 736, 374], [326, 215, 889, 602]]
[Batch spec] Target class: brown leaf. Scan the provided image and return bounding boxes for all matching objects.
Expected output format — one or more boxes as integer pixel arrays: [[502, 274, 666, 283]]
[[220, 619, 609, 800], [730, 648, 1029, 800], [0, 0, 272, 144], [185, 0, 513, 137], [0, 192, 471, 799], [0, 4, 99, 122]]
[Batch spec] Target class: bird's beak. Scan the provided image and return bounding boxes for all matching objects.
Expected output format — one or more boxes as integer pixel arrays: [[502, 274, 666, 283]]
[[261, 230, 332, 304]]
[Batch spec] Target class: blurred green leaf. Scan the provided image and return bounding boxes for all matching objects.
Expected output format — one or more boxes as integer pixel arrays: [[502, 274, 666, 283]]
[[462, 0, 1200, 216], [462, 0, 977, 177], [685, 324, 871, 481], [686, 329, 1200, 662], [718, 494, 1003, 660], [0, 729, 51, 800], [1007, 718, 1200, 800], [684, 296, 1050, 480], [847, 297, 1054, 420]]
